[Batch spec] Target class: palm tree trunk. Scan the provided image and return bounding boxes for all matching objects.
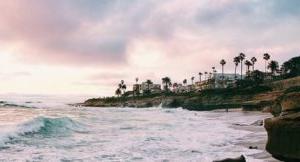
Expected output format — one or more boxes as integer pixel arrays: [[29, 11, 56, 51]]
[[265, 60, 267, 74], [234, 66, 237, 80], [247, 66, 250, 76], [222, 66, 224, 80], [241, 62, 243, 80]]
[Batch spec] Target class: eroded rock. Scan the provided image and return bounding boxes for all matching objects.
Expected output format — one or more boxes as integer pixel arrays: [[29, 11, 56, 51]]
[[264, 92, 300, 161]]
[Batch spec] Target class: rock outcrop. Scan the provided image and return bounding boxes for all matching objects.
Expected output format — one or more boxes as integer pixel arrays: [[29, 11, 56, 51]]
[[213, 155, 246, 162], [264, 92, 300, 161], [82, 77, 300, 111]]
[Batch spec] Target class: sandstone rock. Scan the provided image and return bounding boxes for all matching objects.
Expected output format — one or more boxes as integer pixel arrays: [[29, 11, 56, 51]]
[[242, 100, 273, 111], [270, 102, 282, 117], [213, 155, 246, 162], [281, 92, 300, 112], [264, 112, 300, 161], [264, 91, 300, 161], [248, 146, 258, 149]]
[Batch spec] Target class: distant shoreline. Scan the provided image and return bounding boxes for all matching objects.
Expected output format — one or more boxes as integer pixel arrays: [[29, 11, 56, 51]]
[[81, 76, 300, 113]]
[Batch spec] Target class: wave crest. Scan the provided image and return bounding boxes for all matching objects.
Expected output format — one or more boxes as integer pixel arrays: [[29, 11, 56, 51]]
[[0, 116, 86, 147]]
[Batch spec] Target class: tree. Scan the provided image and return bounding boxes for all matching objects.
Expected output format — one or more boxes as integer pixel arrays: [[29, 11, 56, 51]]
[[239, 53, 246, 79], [198, 72, 203, 82], [234, 56, 240, 79], [115, 88, 122, 97], [135, 77, 139, 84], [268, 60, 279, 76], [204, 72, 208, 80], [173, 83, 178, 91], [183, 79, 187, 86], [191, 76, 195, 85], [162, 77, 171, 91], [251, 70, 264, 85], [119, 80, 127, 94], [282, 56, 300, 78], [145, 79, 153, 93], [245, 60, 252, 75], [220, 59, 226, 80], [251, 57, 257, 71], [121, 84, 127, 94], [263, 53, 271, 74]]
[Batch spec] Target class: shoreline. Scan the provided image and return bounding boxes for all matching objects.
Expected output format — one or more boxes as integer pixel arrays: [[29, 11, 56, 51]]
[[81, 76, 300, 111], [229, 111, 279, 162]]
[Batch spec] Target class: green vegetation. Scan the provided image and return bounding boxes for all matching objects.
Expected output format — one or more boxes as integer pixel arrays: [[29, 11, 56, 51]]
[[282, 56, 300, 78], [162, 77, 172, 91], [86, 55, 300, 110]]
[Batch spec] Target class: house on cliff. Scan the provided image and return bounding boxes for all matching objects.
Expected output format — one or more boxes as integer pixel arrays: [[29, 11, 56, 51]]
[[133, 82, 162, 95], [195, 73, 243, 90]]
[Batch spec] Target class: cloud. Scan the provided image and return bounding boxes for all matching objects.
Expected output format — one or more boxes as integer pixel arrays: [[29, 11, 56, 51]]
[[0, 71, 31, 80], [0, 0, 300, 95]]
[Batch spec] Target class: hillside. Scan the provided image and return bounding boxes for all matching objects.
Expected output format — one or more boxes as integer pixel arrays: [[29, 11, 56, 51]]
[[82, 76, 300, 111]]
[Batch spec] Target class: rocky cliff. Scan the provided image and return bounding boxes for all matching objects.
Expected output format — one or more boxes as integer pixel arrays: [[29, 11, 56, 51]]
[[82, 77, 300, 111], [264, 91, 300, 161]]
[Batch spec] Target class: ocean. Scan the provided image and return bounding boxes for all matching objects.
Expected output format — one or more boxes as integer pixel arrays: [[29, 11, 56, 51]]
[[0, 95, 272, 162]]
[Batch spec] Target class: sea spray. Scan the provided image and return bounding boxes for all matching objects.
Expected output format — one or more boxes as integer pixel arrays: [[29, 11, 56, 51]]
[[0, 116, 85, 147]]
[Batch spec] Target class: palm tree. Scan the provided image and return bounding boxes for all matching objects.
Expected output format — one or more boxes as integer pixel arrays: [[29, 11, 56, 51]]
[[198, 72, 203, 82], [204, 72, 208, 80], [251, 57, 257, 71], [220, 59, 226, 80], [119, 80, 127, 94], [162, 77, 171, 91], [239, 53, 246, 79], [191, 76, 195, 85], [121, 84, 126, 94], [133, 77, 140, 96], [245, 60, 252, 75], [268, 60, 279, 76], [173, 83, 178, 91], [183, 79, 187, 86], [233, 56, 240, 79], [263, 53, 271, 74], [146, 79, 153, 92], [115, 88, 122, 97], [212, 67, 216, 78]]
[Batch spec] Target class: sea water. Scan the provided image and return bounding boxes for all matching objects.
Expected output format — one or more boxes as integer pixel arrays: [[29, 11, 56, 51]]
[[0, 95, 271, 162]]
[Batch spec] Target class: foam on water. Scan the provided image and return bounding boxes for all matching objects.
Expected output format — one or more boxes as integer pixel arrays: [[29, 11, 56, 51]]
[[0, 95, 273, 162], [0, 116, 85, 147]]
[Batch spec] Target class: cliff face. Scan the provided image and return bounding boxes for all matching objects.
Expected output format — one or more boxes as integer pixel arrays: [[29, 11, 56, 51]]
[[83, 77, 300, 111], [83, 86, 281, 111], [268, 76, 300, 91], [264, 92, 300, 161]]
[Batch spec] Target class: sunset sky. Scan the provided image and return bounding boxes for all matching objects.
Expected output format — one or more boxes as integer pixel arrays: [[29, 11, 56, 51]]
[[0, 0, 299, 96]]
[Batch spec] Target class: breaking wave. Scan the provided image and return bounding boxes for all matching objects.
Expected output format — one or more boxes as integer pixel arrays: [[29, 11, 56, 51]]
[[0, 116, 86, 147], [0, 101, 37, 109]]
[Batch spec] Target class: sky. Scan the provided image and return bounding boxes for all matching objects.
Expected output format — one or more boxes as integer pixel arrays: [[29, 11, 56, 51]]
[[0, 0, 299, 96]]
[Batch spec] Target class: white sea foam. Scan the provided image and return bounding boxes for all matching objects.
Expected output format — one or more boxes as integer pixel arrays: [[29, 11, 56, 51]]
[[0, 116, 84, 147], [0, 95, 273, 162]]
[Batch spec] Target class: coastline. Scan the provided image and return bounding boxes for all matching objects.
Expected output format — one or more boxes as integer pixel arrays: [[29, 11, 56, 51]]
[[82, 77, 300, 112], [80, 76, 300, 161], [229, 111, 279, 162]]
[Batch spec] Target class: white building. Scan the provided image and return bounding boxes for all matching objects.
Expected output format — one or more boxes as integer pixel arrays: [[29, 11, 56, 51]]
[[172, 84, 190, 93], [212, 73, 243, 88], [140, 82, 162, 94]]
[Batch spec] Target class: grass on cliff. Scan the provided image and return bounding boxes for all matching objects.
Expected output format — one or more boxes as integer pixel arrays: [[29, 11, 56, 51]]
[[284, 86, 300, 94], [87, 85, 272, 104]]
